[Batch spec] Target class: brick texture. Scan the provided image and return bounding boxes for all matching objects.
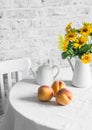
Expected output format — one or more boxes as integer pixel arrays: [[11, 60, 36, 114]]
[[0, 0, 92, 70]]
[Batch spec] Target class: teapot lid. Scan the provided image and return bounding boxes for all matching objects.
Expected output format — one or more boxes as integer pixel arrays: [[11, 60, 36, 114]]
[[43, 59, 52, 66], [37, 59, 53, 72], [37, 61, 52, 72], [38, 63, 50, 69]]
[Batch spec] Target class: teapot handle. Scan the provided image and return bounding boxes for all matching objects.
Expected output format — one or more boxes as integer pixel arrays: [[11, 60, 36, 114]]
[[52, 65, 60, 79]]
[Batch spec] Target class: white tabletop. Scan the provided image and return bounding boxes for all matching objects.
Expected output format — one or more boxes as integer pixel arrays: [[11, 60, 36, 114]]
[[9, 68, 92, 130]]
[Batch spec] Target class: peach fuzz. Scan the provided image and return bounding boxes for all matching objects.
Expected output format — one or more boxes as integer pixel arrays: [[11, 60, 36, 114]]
[[38, 85, 54, 101], [55, 88, 73, 106], [51, 80, 66, 96]]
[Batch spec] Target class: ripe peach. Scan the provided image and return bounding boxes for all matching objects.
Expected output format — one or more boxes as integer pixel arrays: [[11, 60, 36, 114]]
[[55, 88, 73, 106], [51, 80, 66, 96], [38, 85, 54, 101]]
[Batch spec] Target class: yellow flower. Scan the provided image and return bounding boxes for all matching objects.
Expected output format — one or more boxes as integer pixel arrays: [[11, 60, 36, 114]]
[[62, 40, 69, 51], [58, 35, 64, 50], [65, 31, 77, 41], [58, 35, 68, 51], [80, 24, 92, 36], [73, 35, 87, 48], [65, 22, 72, 32], [81, 53, 92, 64], [57, 22, 92, 63]]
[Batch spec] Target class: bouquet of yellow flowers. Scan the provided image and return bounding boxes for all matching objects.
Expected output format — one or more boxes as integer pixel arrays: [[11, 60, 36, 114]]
[[58, 22, 92, 64]]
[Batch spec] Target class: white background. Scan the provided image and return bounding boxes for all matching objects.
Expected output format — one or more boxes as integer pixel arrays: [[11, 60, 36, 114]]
[[0, 0, 92, 70]]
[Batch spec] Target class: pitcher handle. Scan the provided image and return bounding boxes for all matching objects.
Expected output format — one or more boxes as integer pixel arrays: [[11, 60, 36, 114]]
[[52, 65, 60, 79], [67, 58, 74, 72]]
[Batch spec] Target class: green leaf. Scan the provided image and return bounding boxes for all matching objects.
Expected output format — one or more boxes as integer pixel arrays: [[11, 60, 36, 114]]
[[68, 41, 73, 48], [68, 48, 75, 57], [79, 44, 92, 54], [62, 52, 68, 59], [88, 45, 92, 53], [62, 48, 75, 59]]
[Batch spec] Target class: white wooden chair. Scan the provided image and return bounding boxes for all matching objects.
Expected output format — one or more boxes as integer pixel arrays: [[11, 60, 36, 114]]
[[0, 57, 31, 130]]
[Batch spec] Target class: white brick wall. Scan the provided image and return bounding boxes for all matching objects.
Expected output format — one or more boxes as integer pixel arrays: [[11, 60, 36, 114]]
[[0, 0, 92, 70]]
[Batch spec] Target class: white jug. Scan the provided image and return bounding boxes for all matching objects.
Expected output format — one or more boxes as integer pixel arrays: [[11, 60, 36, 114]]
[[31, 64, 60, 86], [68, 58, 92, 88]]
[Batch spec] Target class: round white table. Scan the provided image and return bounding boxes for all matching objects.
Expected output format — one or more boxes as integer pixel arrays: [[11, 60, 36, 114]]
[[9, 68, 92, 130]]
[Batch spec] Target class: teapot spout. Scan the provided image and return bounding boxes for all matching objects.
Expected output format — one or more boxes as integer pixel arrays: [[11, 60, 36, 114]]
[[30, 68, 36, 78], [67, 58, 74, 72]]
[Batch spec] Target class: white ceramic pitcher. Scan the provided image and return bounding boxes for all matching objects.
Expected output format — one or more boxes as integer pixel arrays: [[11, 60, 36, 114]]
[[68, 58, 92, 88], [31, 63, 60, 86]]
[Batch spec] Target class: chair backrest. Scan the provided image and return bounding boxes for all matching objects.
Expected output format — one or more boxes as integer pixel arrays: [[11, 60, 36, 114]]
[[0, 57, 31, 114]]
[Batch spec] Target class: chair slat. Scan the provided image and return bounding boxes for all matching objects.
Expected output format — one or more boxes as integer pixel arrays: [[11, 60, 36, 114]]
[[8, 73, 12, 89], [16, 71, 22, 82], [0, 75, 6, 113]]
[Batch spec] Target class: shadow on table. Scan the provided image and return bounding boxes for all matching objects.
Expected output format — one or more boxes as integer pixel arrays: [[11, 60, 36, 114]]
[[22, 79, 73, 87], [22, 79, 74, 88], [63, 80, 71, 86], [63, 80, 77, 88], [19, 95, 60, 107], [22, 78, 37, 84]]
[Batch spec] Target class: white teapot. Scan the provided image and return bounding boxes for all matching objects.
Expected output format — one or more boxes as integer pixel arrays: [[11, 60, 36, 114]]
[[31, 64, 60, 86]]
